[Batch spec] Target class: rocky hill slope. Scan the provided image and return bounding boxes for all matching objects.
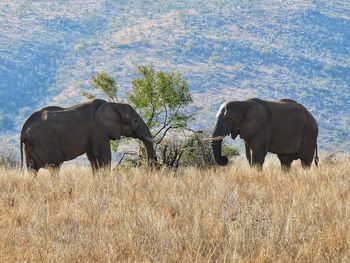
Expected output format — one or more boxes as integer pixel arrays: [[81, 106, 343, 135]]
[[0, 1, 349, 151]]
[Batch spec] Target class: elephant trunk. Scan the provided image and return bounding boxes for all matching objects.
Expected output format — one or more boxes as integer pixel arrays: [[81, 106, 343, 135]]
[[140, 138, 157, 166], [135, 117, 157, 166], [211, 119, 230, 166], [212, 140, 228, 166]]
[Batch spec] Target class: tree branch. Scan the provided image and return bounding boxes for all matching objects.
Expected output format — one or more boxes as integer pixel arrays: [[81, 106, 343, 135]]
[[147, 99, 156, 127], [156, 124, 185, 145], [154, 101, 185, 139], [114, 152, 136, 169], [154, 102, 169, 138]]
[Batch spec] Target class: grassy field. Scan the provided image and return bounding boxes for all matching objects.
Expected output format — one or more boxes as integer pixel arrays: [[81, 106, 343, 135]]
[[0, 155, 349, 262]]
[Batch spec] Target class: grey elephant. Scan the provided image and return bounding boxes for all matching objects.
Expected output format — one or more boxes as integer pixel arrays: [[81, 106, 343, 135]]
[[20, 99, 156, 174], [211, 98, 318, 170]]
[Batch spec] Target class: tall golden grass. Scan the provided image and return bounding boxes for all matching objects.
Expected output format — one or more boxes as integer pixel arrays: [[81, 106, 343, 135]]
[[0, 155, 349, 262]]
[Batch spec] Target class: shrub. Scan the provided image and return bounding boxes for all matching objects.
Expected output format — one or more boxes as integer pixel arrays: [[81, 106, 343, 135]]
[[157, 133, 239, 170], [0, 141, 17, 169]]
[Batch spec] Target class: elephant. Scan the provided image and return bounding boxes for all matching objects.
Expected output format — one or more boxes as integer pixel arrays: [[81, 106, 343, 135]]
[[20, 99, 156, 174], [211, 98, 318, 170]]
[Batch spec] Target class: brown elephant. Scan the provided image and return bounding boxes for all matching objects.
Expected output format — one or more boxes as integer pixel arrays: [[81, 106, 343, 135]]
[[20, 99, 156, 174], [211, 98, 318, 170]]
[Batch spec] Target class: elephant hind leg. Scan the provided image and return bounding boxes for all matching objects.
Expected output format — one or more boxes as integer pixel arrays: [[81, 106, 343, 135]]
[[86, 151, 99, 174], [277, 154, 294, 172], [299, 141, 316, 169], [46, 163, 62, 177], [300, 159, 313, 169], [89, 138, 111, 173], [26, 157, 40, 175]]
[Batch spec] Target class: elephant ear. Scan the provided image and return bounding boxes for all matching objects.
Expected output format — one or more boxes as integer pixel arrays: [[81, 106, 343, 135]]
[[120, 104, 133, 124], [95, 103, 122, 140], [240, 103, 270, 140]]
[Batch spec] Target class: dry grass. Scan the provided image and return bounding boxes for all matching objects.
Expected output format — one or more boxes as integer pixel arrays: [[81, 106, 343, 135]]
[[0, 155, 350, 262]]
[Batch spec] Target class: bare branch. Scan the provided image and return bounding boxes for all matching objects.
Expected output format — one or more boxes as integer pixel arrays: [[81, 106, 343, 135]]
[[156, 124, 185, 145], [163, 100, 168, 128], [153, 100, 169, 138], [114, 152, 136, 169], [154, 102, 184, 139], [174, 150, 184, 169]]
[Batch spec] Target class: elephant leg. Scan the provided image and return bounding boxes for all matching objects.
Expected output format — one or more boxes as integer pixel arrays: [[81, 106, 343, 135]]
[[90, 139, 111, 173], [245, 141, 252, 166], [95, 154, 111, 172], [277, 154, 294, 172], [300, 158, 313, 169], [299, 141, 316, 169], [50, 163, 62, 177], [86, 151, 99, 174], [251, 149, 267, 170], [248, 126, 271, 170], [28, 165, 40, 175], [26, 156, 40, 175]]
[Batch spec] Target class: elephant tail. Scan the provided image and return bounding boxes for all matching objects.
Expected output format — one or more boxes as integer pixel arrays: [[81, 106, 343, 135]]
[[314, 143, 319, 167]]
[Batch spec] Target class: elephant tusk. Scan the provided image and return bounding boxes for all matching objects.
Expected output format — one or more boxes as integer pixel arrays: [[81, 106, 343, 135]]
[[203, 136, 227, 141], [143, 136, 155, 143]]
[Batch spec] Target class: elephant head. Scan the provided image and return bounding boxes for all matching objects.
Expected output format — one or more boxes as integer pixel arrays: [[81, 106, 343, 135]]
[[95, 102, 156, 165], [211, 100, 270, 165]]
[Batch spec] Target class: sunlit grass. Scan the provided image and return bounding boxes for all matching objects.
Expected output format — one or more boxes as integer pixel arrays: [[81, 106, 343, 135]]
[[0, 155, 349, 262]]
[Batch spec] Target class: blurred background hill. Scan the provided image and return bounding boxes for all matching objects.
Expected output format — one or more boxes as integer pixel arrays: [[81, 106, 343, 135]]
[[0, 0, 349, 151]]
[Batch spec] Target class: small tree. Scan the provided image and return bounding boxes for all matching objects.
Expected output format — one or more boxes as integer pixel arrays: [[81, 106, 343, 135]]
[[84, 67, 219, 169], [129, 65, 194, 146]]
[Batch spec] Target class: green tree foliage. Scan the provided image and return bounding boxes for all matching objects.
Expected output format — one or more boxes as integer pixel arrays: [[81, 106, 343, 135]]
[[83, 71, 118, 102], [129, 65, 194, 145]]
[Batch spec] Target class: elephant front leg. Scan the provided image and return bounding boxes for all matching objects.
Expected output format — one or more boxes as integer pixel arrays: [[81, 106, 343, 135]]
[[277, 154, 294, 172], [248, 130, 270, 170], [250, 149, 267, 170], [245, 141, 252, 166], [95, 155, 111, 172], [90, 138, 112, 173]]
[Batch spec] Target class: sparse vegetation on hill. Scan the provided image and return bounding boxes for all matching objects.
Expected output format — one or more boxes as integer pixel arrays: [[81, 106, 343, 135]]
[[0, 155, 349, 262], [0, 1, 349, 151]]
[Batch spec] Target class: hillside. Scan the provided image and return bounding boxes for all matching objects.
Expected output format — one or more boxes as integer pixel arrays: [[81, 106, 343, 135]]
[[0, 156, 350, 261], [0, 1, 349, 151]]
